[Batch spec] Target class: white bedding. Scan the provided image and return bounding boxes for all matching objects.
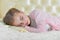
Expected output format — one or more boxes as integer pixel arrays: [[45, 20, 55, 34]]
[[0, 21, 60, 40]]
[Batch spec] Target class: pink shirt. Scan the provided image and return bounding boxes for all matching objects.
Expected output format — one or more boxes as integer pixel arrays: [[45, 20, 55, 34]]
[[25, 9, 60, 33]]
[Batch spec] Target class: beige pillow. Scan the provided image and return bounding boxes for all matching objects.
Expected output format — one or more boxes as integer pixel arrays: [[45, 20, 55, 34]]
[[0, 20, 28, 32]]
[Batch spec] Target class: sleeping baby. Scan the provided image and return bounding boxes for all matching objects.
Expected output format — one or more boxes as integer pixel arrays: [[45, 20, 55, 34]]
[[3, 8, 60, 33]]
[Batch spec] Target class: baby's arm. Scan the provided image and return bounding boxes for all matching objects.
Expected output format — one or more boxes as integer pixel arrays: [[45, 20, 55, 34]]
[[25, 25, 47, 33], [47, 17, 60, 31]]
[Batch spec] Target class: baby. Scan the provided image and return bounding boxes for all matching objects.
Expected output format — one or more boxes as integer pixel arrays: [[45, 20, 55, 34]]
[[3, 8, 60, 33]]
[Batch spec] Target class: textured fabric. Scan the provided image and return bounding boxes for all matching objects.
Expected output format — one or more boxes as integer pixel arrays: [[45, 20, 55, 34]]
[[28, 16, 37, 28], [25, 9, 60, 33]]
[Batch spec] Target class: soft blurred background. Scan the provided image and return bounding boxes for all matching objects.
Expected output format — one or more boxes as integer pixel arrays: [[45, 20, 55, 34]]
[[0, 0, 60, 20]]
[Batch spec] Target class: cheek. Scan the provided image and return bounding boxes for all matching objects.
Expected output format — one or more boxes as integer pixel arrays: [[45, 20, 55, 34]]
[[24, 18, 28, 25], [13, 19, 20, 26], [24, 17, 28, 22], [23, 19, 27, 23], [13, 21, 20, 26]]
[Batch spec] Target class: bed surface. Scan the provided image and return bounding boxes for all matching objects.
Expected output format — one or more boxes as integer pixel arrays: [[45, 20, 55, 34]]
[[0, 21, 60, 40]]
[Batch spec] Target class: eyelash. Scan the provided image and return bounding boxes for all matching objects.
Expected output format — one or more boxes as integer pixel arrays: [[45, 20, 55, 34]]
[[20, 17, 24, 20]]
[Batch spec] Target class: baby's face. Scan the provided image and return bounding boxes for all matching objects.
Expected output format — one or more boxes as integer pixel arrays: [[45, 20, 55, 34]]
[[12, 12, 30, 26]]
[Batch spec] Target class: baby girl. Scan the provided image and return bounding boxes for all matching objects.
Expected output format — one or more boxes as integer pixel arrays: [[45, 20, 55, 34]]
[[3, 8, 60, 33]]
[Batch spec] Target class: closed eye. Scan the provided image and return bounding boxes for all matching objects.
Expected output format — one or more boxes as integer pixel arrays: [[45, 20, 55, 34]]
[[20, 16, 24, 20]]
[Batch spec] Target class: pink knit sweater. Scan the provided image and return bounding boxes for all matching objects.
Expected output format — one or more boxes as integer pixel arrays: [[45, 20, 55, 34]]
[[25, 9, 60, 33]]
